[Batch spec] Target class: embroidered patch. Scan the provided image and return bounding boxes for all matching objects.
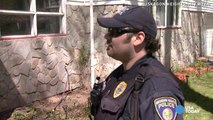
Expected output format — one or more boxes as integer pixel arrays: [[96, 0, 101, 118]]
[[154, 97, 177, 120], [113, 81, 127, 98]]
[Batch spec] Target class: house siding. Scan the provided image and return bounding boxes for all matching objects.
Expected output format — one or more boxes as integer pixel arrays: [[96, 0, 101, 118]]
[[182, 0, 213, 13]]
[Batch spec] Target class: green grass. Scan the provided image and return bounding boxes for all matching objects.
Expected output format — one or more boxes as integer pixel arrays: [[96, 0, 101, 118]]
[[13, 106, 41, 120], [181, 71, 213, 120]]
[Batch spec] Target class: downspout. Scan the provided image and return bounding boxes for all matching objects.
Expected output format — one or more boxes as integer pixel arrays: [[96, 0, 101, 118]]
[[90, 0, 95, 88], [165, 0, 168, 26], [198, 12, 203, 57]]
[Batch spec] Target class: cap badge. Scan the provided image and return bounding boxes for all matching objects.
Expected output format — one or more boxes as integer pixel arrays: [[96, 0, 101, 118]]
[[113, 81, 127, 98], [154, 97, 177, 120], [117, 7, 130, 15]]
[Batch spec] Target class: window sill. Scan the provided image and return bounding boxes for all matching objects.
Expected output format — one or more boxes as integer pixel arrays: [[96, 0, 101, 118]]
[[0, 34, 68, 41], [157, 26, 182, 30]]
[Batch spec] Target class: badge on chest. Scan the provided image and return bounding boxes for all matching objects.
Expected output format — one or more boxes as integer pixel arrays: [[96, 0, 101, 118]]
[[113, 81, 127, 98]]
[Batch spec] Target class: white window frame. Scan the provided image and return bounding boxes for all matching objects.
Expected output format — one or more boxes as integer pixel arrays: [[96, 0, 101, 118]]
[[0, 0, 67, 38], [67, 0, 147, 6], [154, 0, 182, 29]]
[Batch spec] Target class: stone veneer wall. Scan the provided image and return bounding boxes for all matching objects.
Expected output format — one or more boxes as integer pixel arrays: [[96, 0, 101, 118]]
[[66, 5, 121, 80], [0, 5, 207, 113], [0, 37, 84, 112]]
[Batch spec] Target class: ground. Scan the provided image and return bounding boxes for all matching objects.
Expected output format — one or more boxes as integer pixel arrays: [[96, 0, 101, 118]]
[[5, 61, 213, 120], [8, 82, 92, 120]]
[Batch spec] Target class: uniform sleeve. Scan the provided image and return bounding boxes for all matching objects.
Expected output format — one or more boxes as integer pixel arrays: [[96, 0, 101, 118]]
[[138, 77, 184, 120]]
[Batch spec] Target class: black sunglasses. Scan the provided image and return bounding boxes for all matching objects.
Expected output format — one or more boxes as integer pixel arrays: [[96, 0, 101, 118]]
[[107, 27, 140, 37]]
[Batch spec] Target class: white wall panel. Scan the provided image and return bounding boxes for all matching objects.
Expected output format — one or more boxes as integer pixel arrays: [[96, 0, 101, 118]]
[[182, 0, 213, 13]]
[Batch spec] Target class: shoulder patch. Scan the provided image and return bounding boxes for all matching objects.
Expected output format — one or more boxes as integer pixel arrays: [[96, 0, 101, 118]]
[[154, 97, 177, 120], [113, 81, 127, 98]]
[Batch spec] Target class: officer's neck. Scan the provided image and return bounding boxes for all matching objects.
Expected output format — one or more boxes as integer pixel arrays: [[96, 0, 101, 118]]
[[122, 51, 147, 71]]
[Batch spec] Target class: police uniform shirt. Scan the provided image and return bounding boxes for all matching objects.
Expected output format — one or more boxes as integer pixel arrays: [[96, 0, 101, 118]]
[[94, 55, 184, 120]]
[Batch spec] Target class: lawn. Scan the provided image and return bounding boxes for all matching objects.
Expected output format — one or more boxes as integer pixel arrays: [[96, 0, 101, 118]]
[[181, 71, 213, 120]]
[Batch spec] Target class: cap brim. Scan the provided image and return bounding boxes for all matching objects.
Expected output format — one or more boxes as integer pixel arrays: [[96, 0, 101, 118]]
[[97, 17, 128, 28]]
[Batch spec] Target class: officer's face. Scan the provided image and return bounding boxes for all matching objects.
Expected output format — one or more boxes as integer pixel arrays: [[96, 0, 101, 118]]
[[104, 28, 136, 61]]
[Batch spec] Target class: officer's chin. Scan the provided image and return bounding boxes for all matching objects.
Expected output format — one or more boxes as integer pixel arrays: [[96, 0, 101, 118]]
[[107, 52, 115, 58], [108, 54, 121, 61]]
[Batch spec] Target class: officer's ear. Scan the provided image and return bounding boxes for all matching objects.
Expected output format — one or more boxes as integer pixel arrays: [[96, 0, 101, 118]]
[[133, 31, 145, 46]]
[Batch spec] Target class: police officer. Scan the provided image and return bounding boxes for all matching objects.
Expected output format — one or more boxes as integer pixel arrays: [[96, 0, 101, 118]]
[[90, 6, 184, 120]]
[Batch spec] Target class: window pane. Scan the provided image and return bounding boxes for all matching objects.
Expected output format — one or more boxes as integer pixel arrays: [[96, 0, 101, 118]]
[[37, 0, 60, 12], [0, 15, 31, 36], [156, 0, 165, 26], [37, 16, 60, 34], [167, 0, 180, 26], [0, 0, 30, 11]]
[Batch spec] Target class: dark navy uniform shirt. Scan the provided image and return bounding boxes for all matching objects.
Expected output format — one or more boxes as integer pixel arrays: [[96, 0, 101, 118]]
[[94, 56, 184, 120]]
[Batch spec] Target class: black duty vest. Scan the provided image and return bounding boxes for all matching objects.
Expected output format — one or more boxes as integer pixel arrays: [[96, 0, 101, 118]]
[[94, 56, 182, 120], [94, 56, 151, 120]]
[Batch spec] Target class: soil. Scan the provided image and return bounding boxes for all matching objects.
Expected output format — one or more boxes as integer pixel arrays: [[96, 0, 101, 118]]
[[7, 82, 92, 120]]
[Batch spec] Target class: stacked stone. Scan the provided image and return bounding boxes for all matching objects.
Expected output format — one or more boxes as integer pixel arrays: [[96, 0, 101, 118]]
[[0, 37, 83, 112]]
